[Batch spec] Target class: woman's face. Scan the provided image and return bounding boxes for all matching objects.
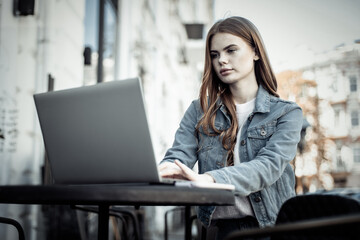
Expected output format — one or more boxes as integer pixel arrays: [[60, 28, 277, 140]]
[[210, 32, 258, 86]]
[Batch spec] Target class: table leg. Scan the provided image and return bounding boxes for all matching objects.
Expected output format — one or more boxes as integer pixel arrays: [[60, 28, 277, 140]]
[[98, 204, 110, 240], [185, 206, 191, 240]]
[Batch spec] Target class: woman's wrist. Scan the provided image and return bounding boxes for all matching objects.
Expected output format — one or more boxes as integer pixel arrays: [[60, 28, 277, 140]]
[[203, 173, 215, 183]]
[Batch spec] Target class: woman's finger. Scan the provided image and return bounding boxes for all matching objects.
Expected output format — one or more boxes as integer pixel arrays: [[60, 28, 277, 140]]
[[159, 165, 183, 178], [158, 161, 179, 171], [174, 160, 196, 180]]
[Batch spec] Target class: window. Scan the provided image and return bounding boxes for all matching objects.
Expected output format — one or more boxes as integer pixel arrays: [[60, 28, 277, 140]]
[[354, 148, 360, 163], [334, 109, 340, 127], [331, 76, 338, 93], [349, 75, 357, 92], [84, 0, 118, 83], [351, 111, 359, 127]]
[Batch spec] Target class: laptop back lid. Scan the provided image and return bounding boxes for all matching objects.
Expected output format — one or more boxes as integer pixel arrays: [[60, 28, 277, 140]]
[[34, 78, 161, 184]]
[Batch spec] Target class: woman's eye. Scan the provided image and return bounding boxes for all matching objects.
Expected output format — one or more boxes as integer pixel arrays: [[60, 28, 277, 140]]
[[227, 48, 236, 54], [210, 53, 219, 59]]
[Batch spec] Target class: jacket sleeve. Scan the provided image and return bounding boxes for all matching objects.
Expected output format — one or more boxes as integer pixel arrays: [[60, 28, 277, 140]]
[[160, 100, 200, 169], [206, 104, 303, 196]]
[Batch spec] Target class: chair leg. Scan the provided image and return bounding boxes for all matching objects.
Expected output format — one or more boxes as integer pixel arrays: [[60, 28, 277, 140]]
[[73, 205, 142, 240], [201, 225, 207, 240], [110, 207, 142, 240], [0, 217, 25, 240], [164, 207, 184, 240]]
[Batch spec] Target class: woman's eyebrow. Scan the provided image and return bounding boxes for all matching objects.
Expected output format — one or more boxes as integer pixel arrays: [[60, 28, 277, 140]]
[[210, 44, 238, 52], [223, 44, 237, 50]]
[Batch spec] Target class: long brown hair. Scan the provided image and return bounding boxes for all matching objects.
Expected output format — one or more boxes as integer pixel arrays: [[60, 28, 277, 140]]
[[197, 16, 279, 166]]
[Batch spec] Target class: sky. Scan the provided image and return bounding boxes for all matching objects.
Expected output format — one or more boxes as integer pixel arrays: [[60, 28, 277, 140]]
[[214, 0, 360, 72]]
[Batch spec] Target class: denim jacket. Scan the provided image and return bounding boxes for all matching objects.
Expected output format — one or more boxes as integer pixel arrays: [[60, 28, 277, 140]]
[[161, 85, 303, 227]]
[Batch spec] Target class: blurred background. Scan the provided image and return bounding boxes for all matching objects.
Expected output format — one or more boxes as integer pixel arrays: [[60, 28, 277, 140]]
[[0, 0, 359, 239]]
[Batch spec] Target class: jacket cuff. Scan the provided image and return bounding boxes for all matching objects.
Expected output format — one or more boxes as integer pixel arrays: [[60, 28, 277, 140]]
[[205, 169, 231, 185]]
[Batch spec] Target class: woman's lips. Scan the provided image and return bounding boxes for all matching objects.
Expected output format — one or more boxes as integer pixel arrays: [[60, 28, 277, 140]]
[[220, 68, 233, 76]]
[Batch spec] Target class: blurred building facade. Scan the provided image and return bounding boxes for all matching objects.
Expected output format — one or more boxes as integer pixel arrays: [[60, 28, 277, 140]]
[[0, 0, 213, 239], [277, 42, 360, 193], [1, 0, 86, 239], [302, 42, 360, 188]]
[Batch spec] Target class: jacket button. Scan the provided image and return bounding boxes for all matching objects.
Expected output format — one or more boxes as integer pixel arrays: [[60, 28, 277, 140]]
[[260, 129, 266, 136], [254, 196, 261, 202], [240, 140, 246, 146]]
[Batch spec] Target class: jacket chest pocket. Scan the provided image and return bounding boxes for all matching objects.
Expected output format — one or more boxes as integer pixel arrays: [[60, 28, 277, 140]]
[[197, 122, 228, 172], [198, 131, 216, 153], [247, 121, 276, 156], [198, 122, 227, 151]]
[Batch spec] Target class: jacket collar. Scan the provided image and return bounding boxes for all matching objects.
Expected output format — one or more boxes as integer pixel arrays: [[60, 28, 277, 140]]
[[254, 85, 271, 113], [218, 84, 271, 115]]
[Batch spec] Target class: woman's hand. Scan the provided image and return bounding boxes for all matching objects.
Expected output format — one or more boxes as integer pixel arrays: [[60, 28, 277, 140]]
[[158, 161, 184, 180], [159, 160, 215, 183]]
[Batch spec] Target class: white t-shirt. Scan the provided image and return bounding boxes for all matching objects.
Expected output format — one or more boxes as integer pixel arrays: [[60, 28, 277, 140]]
[[233, 98, 256, 165], [212, 98, 256, 220]]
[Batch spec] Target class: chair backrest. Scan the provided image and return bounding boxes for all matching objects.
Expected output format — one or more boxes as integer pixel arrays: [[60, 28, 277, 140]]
[[274, 193, 360, 240], [276, 194, 360, 223], [223, 194, 360, 240]]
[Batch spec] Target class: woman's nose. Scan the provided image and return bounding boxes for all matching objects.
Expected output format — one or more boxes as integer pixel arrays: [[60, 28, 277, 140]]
[[218, 54, 228, 65]]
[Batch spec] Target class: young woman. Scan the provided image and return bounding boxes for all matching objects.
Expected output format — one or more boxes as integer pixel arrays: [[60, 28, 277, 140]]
[[159, 16, 303, 239]]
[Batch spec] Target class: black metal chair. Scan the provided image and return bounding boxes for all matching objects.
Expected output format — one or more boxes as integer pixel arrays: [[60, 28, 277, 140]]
[[0, 217, 25, 240], [74, 205, 142, 240], [164, 206, 210, 240], [224, 193, 360, 240]]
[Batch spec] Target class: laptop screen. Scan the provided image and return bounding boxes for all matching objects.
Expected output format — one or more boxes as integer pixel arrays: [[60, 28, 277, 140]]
[[34, 78, 161, 184]]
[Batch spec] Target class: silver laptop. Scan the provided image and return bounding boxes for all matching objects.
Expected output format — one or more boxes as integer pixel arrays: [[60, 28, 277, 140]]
[[34, 78, 162, 184], [34, 77, 235, 190]]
